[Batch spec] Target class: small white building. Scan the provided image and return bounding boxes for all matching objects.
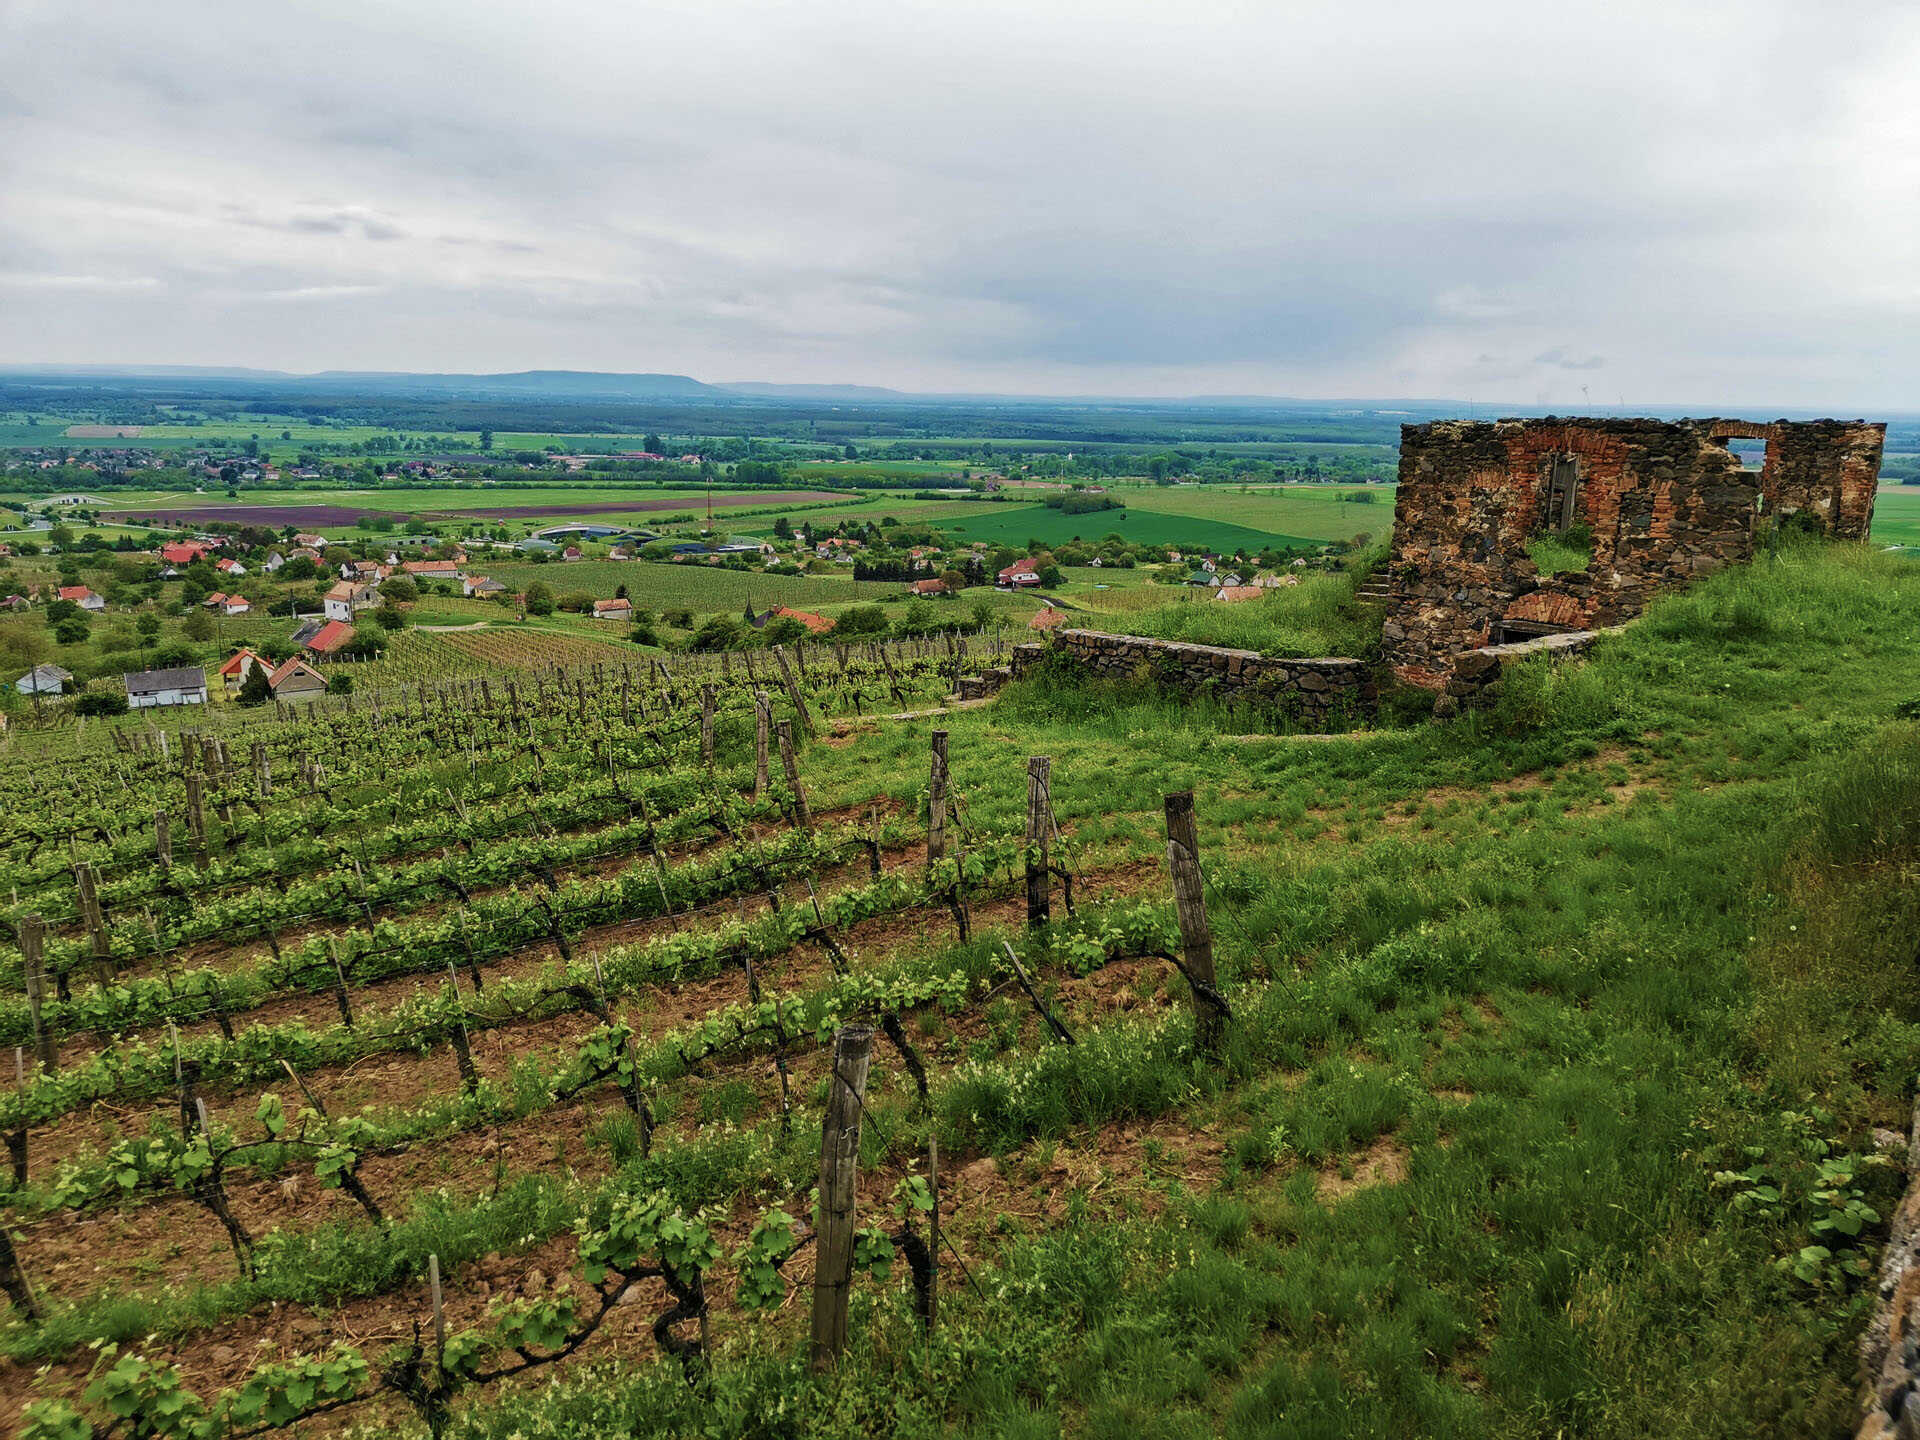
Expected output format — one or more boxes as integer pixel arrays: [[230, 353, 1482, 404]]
[[124, 666, 208, 709]]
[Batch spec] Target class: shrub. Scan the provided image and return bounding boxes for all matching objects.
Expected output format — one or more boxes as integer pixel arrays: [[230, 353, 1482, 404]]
[[74, 692, 128, 717]]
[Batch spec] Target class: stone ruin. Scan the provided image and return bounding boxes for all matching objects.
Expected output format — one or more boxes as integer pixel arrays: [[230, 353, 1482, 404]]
[[1381, 416, 1884, 688]]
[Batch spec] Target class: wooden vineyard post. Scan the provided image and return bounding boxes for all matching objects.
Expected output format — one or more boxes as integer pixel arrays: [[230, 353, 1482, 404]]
[[927, 729, 949, 865], [326, 939, 355, 1028], [429, 1253, 446, 1363], [810, 1025, 874, 1371], [18, 916, 55, 1075], [699, 684, 716, 770], [74, 862, 111, 974], [773, 645, 815, 738], [7, 1048, 27, 1187], [1164, 790, 1227, 1057], [253, 741, 271, 797], [155, 809, 172, 869], [777, 721, 813, 832], [927, 1136, 940, 1333], [1025, 756, 1051, 930], [753, 691, 770, 801], [0, 1224, 37, 1319], [184, 771, 206, 852]]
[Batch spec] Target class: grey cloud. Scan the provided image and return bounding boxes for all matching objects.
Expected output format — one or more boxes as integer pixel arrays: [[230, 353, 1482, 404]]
[[1, 0, 1917, 405], [1535, 349, 1607, 371]]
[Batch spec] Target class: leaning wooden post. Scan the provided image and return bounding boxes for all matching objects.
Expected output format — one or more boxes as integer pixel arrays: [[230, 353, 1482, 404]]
[[699, 684, 716, 770], [777, 721, 813, 832], [810, 1025, 874, 1371], [927, 729, 949, 866], [773, 645, 815, 738], [0, 1224, 38, 1319], [253, 741, 271, 797], [18, 917, 55, 1075], [155, 809, 172, 869], [927, 1136, 940, 1333], [1164, 790, 1225, 1057], [753, 691, 771, 801], [1025, 756, 1051, 929], [184, 771, 206, 848], [74, 863, 111, 973]]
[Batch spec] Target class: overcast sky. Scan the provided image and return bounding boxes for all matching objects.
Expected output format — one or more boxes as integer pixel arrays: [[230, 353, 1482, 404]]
[[3, 0, 1917, 407]]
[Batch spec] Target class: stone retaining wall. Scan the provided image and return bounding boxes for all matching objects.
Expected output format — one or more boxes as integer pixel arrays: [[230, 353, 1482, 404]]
[[1431, 629, 1606, 717], [1009, 630, 1373, 725]]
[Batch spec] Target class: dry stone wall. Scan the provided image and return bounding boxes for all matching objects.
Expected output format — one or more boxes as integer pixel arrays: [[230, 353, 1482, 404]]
[[1008, 630, 1373, 725]]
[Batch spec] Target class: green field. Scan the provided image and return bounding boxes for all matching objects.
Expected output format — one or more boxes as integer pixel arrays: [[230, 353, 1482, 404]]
[[1870, 485, 1920, 546]]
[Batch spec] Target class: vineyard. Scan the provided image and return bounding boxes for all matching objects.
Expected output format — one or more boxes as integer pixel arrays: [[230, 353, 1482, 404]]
[[1, 540, 1917, 1439], [0, 627, 1234, 1438]]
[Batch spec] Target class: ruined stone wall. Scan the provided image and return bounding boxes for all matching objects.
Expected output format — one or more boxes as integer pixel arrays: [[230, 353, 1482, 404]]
[[1759, 419, 1884, 540], [1008, 630, 1373, 724], [1383, 415, 1881, 688]]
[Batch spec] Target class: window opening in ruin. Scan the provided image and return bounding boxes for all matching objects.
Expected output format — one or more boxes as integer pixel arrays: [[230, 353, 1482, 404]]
[[1545, 454, 1579, 531]]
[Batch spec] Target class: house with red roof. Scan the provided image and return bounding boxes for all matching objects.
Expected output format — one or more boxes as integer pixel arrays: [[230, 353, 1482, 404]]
[[221, 595, 250, 615], [160, 542, 209, 566], [909, 578, 951, 596], [997, 557, 1043, 587], [215, 557, 246, 577], [1212, 585, 1264, 604], [304, 620, 356, 656], [592, 597, 632, 620], [1029, 608, 1068, 630], [57, 585, 105, 612], [268, 657, 329, 700], [401, 559, 464, 581], [216, 649, 271, 689], [770, 606, 834, 635]]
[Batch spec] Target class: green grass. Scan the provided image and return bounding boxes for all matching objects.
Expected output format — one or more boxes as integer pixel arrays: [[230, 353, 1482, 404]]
[[426, 536, 1920, 1440], [1870, 485, 1920, 547]]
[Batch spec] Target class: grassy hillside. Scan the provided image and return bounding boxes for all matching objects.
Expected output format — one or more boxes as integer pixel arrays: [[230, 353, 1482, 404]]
[[444, 537, 1920, 1438]]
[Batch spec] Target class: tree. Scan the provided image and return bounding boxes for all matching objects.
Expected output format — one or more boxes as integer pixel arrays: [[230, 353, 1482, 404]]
[[136, 614, 161, 648], [772, 516, 792, 540], [1037, 564, 1063, 587], [48, 525, 75, 548], [373, 601, 408, 630], [75, 692, 128, 717], [480, 429, 494, 451], [236, 665, 273, 706], [644, 433, 664, 455], [833, 604, 889, 638], [689, 615, 743, 651], [53, 616, 90, 646], [327, 673, 354, 695], [614, 583, 628, 600], [380, 576, 419, 603], [762, 616, 808, 646], [183, 610, 215, 642]]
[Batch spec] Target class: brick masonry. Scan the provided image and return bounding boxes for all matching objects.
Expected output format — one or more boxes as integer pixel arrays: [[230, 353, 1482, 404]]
[[1382, 416, 1884, 687], [1006, 629, 1374, 724], [1431, 629, 1610, 717]]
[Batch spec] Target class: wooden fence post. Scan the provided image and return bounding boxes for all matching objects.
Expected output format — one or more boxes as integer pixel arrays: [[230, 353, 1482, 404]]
[[253, 741, 271, 797], [184, 771, 206, 849], [753, 691, 770, 801], [810, 1025, 874, 1370], [155, 809, 172, 869], [773, 645, 815, 738], [1163, 790, 1226, 1056], [1025, 756, 1051, 929], [18, 917, 55, 1075], [699, 685, 715, 769], [927, 730, 949, 866], [75, 863, 111, 972], [777, 721, 813, 832]]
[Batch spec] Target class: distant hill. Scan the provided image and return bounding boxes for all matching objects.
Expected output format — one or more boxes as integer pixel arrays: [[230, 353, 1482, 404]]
[[718, 381, 911, 402], [302, 370, 722, 399]]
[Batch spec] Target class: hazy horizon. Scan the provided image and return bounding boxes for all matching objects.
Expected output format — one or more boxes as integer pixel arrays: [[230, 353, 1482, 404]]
[[4, 1, 1918, 409]]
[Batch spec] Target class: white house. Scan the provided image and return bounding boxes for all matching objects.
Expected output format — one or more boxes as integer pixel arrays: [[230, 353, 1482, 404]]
[[124, 666, 208, 709], [262, 552, 285, 573], [324, 581, 378, 623]]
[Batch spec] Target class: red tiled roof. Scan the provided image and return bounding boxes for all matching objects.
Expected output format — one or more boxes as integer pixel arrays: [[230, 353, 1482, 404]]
[[1029, 608, 1067, 629], [56, 586, 95, 602], [1213, 586, 1264, 602], [772, 606, 834, 635], [217, 649, 263, 677], [305, 620, 355, 654]]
